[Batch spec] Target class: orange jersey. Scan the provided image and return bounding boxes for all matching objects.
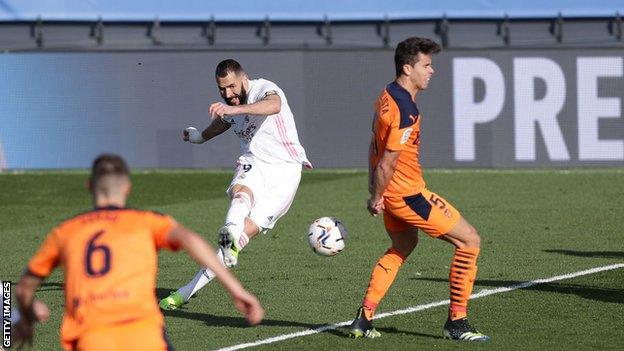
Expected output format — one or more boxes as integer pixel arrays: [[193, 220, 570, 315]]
[[27, 206, 179, 346], [371, 82, 424, 197]]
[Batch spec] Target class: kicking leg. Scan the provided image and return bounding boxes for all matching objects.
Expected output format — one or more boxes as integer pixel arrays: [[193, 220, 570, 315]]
[[159, 185, 260, 310]]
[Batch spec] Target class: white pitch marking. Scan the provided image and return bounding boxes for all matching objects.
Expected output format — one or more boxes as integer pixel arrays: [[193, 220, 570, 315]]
[[214, 263, 624, 351]]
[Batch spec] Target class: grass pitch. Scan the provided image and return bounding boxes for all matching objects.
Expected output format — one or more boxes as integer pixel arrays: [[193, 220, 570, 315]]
[[1, 169, 623, 350]]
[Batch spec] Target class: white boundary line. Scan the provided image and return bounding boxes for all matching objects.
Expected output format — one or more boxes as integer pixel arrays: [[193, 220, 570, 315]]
[[215, 263, 624, 351]]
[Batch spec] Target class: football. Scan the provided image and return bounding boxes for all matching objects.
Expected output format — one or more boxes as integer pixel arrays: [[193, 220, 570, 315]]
[[307, 217, 348, 256]]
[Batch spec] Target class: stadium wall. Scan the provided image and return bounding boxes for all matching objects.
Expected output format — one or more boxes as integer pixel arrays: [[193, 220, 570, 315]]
[[0, 48, 622, 169]]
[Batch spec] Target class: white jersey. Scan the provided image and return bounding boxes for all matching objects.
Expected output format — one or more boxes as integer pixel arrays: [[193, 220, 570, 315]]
[[222, 78, 312, 168]]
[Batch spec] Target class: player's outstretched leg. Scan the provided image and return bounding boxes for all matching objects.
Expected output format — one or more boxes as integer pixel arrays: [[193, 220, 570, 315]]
[[349, 307, 381, 339], [159, 250, 225, 310]]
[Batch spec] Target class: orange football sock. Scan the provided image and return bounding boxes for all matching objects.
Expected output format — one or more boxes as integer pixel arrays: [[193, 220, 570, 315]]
[[449, 247, 480, 321], [362, 248, 406, 320]]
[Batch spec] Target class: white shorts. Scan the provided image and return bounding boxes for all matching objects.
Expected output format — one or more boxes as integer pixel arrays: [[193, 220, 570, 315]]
[[227, 154, 302, 230]]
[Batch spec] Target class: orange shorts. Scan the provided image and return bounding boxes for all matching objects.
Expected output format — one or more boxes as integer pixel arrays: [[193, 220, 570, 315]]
[[63, 319, 172, 351], [383, 188, 461, 237]]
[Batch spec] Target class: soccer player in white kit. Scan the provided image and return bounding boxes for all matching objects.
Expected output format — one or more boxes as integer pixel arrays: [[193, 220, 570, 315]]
[[159, 59, 312, 310]]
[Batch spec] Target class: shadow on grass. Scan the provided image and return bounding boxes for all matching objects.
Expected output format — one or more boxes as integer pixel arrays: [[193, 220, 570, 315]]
[[376, 327, 444, 340], [39, 282, 63, 291], [543, 250, 624, 259], [412, 277, 624, 304], [156, 288, 345, 337]]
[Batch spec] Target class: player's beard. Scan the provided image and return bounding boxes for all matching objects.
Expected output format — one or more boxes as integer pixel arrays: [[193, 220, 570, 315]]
[[225, 88, 248, 106]]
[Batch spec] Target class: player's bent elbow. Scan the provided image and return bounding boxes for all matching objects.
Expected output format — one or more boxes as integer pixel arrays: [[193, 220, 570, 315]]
[[267, 96, 281, 115], [378, 161, 396, 175], [167, 224, 194, 249], [271, 103, 281, 115]]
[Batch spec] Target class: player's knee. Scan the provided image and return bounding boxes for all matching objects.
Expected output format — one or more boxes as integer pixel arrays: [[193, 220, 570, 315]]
[[234, 192, 254, 207], [391, 246, 414, 259], [231, 187, 254, 204], [392, 239, 417, 257], [448, 223, 480, 249], [465, 225, 481, 248], [243, 217, 260, 238]]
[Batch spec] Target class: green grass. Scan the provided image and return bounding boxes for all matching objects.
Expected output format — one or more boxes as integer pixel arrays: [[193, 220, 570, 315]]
[[1, 169, 623, 350]]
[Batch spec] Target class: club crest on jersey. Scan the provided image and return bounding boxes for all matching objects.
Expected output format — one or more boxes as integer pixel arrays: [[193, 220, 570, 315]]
[[400, 128, 413, 144]]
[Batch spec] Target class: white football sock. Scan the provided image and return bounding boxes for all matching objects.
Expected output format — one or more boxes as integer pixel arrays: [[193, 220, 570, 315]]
[[237, 232, 250, 250], [177, 249, 225, 302], [225, 192, 253, 238]]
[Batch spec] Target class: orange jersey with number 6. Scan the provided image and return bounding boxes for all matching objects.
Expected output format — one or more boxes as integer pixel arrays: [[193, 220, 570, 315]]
[[27, 207, 178, 347], [371, 82, 424, 197]]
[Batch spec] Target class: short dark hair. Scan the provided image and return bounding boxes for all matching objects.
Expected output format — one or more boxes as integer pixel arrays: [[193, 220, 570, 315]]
[[90, 154, 130, 190], [215, 59, 244, 78], [394, 37, 441, 77]]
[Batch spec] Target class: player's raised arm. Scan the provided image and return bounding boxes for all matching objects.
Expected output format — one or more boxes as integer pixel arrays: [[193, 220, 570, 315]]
[[183, 116, 231, 144], [166, 224, 264, 325]]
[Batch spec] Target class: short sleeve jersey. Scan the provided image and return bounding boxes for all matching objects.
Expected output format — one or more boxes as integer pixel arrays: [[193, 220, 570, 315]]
[[222, 78, 312, 168], [27, 207, 178, 343], [370, 82, 425, 197]]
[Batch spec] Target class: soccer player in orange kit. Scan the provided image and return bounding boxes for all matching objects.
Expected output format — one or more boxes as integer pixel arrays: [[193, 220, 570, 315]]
[[13, 154, 264, 350], [349, 37, 490, 342]]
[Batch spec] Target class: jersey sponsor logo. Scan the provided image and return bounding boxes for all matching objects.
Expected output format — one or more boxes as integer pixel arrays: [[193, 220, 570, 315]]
[[400, 128, 413, 144], [235, 123, 258, 143]]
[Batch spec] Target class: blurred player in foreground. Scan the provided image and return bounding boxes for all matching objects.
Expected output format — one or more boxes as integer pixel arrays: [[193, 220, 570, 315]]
[[160, 59, 311, 310], [349, 37, 490, 342], [14, 154, 263, 350]]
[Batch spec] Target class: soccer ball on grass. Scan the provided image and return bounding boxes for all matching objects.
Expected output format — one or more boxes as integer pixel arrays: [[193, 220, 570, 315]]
[[307, 217, 347, 256]]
